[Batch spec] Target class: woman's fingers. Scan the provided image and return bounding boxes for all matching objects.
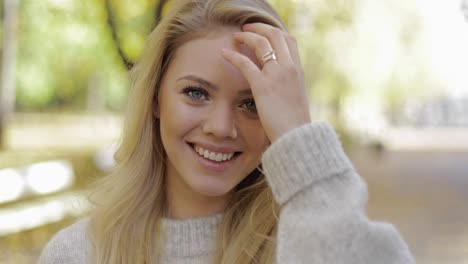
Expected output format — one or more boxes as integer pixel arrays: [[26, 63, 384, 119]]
[[242, 23, 293, 65], [222, 24, 310, 142], [221, 48, 263, 85], [232, 31, 279, 69]]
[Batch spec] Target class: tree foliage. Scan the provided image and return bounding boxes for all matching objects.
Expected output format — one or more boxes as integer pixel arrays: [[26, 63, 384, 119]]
[[11, 0, 294, 112], [15, 0, 129, 111], [11, 0, 432, 123]]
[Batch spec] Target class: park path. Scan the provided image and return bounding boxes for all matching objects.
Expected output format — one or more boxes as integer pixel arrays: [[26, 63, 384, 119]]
[[350, 147, 468, 264]]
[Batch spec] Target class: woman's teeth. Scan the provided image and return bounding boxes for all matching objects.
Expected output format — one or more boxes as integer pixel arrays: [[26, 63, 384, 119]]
[[194, 145, 235, 162]]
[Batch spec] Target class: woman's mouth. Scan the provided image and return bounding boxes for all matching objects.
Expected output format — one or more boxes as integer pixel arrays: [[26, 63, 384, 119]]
[[187, 142, 241, 161], [187, 142, 242, 172]]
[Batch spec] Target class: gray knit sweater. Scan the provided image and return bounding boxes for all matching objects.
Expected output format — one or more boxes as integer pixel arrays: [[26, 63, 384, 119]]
[[38, 122, 415, 263]]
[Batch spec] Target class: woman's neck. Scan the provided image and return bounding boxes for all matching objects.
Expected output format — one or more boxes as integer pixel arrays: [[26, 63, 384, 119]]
[[166, 195, 228, 219], [165, 175, 232, 219]]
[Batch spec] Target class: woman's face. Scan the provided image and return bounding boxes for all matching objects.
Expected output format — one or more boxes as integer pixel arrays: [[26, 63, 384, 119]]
[[157, 27, 270, 209]]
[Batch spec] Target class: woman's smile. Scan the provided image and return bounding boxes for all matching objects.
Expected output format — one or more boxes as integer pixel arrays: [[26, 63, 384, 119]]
[[186, 141, 243, 173]]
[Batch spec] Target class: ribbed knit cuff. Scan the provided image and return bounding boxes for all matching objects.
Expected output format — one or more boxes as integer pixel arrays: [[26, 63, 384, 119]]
[[261, 122, 353, 205]]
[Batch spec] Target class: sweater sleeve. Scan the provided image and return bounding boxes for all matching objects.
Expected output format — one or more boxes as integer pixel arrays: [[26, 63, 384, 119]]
[[261, 122, 415, 264]]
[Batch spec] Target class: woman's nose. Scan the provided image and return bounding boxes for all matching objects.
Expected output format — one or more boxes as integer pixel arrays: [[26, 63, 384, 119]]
[[201, 104, 238, 139]]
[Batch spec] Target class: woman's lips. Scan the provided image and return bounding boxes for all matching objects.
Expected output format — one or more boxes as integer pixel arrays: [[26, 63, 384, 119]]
[[187, 142, 241, 173]]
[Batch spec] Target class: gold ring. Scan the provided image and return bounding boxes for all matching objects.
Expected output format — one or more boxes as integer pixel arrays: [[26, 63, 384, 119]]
[[260, 50, 277, 67]]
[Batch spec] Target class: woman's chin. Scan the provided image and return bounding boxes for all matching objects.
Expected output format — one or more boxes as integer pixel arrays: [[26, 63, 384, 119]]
[[184, 171, 240, 198], [192, 184, 234, 198]]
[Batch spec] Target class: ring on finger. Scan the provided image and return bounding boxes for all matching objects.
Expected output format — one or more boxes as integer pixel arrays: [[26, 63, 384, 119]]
[[261, 50, 277, 67]]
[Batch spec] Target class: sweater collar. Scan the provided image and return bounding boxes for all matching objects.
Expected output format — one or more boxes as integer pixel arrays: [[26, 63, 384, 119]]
[[161, 213, 223, 258]]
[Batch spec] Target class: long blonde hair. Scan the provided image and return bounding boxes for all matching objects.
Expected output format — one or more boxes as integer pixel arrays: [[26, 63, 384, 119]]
[[88, 0, 287, 263]]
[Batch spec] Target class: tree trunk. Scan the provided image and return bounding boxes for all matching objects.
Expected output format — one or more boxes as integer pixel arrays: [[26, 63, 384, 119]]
[[0, 0, 19, 150], [104, 0, 168, 70]]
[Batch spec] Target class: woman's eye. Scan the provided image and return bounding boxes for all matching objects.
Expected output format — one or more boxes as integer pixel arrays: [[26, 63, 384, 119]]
[[183, 87, 208, 101], [241, 99, 257, 113]]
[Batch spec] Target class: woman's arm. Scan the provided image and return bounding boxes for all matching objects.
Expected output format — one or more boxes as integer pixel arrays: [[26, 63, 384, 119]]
[[261, 122, 415, 264], [222, 21, 414, 263]]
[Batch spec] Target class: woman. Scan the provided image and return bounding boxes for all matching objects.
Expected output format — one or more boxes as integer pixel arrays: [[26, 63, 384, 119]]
[[39, 0, 414, 263]]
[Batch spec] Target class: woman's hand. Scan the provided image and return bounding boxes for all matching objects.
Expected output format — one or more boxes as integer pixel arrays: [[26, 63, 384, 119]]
[[222, 23, 311, 143]]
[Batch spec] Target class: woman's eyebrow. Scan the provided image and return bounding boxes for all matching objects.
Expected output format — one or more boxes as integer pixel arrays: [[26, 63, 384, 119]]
[[177, 75, 217, 91], [177, 75, 252, 95]]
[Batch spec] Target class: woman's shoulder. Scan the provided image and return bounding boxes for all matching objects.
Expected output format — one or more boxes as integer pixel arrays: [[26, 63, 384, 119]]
[[38, 218, 92, 264]]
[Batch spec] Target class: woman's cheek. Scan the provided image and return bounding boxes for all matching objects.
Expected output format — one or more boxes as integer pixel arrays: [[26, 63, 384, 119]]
[[241, 123, 269, 152], [176, 104, 204, 127]]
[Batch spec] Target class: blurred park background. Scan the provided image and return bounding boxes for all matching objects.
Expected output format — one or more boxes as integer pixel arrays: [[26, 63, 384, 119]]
[[0, 0, 467, 263]]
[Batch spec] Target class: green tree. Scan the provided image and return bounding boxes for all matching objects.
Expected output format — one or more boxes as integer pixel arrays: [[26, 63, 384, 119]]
[[15, 0, 133, 111]]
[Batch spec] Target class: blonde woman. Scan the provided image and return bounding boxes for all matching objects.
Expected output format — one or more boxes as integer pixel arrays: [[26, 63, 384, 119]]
[[39, 0, 414, 263]]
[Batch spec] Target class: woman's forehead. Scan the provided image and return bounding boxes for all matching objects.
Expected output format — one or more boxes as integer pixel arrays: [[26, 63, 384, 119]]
[[165, 28, 258, 88], [174, 27, 259, 66]]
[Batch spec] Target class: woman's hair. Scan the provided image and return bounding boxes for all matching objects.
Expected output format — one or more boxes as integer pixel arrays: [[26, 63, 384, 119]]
[[88, 0, 287, 263]]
